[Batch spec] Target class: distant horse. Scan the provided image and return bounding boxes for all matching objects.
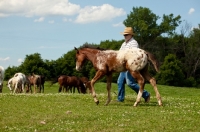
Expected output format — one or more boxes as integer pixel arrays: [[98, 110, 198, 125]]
[[7, 77, 22, 93], [27, 73, 41, 93], [67, 76, 86, 94], [74, 46, 162, 106], [80, 77, 89, 87], [14, 73, 30, 92], [51, 75, 86, 94], [80, 77, 91, 93], [39, 75, 45, 93], [0, 66, 5, 93], [7, 73, 28, 93]]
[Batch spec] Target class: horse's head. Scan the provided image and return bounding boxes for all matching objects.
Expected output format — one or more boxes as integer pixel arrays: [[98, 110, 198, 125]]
[[7, 78, 13, 91], [74, 47, 87, 71]]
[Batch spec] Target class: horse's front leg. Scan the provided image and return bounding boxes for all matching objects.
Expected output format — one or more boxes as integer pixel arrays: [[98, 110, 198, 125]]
[[90, 70, 105, 105], [105, 73, 112, 106], [14, 83, 18, 94]]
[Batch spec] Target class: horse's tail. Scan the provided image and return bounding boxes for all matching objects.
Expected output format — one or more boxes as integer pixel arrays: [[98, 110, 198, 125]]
[[145, 51, 160, 72]]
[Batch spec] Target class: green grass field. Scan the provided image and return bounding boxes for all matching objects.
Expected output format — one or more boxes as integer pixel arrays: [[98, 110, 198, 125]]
[[0, 81, 200, 132]]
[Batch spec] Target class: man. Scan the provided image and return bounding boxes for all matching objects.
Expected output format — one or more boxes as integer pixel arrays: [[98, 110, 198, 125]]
[[117, 27, 150, 102]]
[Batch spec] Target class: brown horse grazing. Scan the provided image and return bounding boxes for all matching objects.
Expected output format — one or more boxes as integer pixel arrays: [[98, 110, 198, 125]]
[[27, 74, 41, 93], [57, 75, 68, 92], [51, 75, 87, 94], [74, 46, 162, 107], [80, 77, 91, 93], [67, 76, 86, 94], [39, 75, 45, 93]]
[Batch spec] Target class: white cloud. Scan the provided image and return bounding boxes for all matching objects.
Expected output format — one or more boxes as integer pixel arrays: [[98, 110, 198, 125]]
[[0, 0, 80, 17], [0, 1, 125, 24], [112, 22, 123, 27], [75, 4, 126, 24], [48, 20, 55, 24], [0, 13, 8, 17], [17, 58, 23, 63], [188, 8, 195, 15], [63, 17, 73, 22], [0, 57, 10, 61], [34, 17, 45, 22]]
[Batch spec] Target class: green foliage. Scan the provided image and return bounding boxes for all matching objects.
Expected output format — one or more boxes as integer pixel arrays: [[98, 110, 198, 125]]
[[156, 54, 185, 86], [100, 40, 123, 50], [183, 77, 197, 87], [4, 66, 20, 80], [123, 6, 181, 49], [19, 53, 46, 74]]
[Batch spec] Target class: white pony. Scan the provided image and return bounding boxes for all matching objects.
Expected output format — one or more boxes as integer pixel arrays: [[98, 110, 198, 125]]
[[0, 66, 5, 93], [7, 72, 28, 93], [7, 76, 23, 93]]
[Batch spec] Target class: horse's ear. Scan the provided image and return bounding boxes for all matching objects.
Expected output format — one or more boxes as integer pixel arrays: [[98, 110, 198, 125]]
[[74, 47, 79, 53]]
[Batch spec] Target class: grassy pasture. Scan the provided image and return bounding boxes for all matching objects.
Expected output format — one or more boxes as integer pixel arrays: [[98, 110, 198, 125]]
[[0, 81, 200, 132]]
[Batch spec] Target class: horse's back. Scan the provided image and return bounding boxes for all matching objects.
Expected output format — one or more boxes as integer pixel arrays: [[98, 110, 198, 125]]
[[116, 48, 148, 71], [93, 48, 147, 72], [58, 75, 68, 85]]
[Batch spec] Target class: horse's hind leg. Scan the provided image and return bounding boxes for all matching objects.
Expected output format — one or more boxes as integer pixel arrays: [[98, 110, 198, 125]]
[[105, 74, 112, 106], [141, 69, 162, 106], [130, 71, 145, 106], [148, 76, 162, 106]]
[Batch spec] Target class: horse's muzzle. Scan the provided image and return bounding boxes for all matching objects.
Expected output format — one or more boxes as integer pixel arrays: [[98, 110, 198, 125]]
[[76, 66, 82, 71]]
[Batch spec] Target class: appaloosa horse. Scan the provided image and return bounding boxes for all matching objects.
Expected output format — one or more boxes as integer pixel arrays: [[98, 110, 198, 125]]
[[74, 46, 162, 107]]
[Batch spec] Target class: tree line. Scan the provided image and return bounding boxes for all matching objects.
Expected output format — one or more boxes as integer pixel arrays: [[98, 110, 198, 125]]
[[4, 7, 200, 88]]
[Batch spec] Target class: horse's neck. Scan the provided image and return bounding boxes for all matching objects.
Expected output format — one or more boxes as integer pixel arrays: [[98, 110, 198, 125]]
[[83, 49, 99, 61]]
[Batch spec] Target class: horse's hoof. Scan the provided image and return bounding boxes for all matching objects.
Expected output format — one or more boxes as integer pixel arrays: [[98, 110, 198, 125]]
[[133, 102, 138, 107], [95, 101, 99, 105], [158, 100, 162, 106]]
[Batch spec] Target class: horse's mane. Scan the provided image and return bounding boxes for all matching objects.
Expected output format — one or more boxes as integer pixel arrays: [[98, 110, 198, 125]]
[[80, 44, 107, 51]]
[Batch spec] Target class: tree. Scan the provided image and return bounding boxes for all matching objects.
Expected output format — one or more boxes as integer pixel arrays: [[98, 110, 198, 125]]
[[123, 7, 181, 50], [19, 53, 49, 75], [183, 24, 200, 78], [156, 54, 185, 86], [4, 66, 20, 80]]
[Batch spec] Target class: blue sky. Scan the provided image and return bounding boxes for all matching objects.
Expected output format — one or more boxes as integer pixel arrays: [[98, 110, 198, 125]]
[[0, 0, 199, 69]]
